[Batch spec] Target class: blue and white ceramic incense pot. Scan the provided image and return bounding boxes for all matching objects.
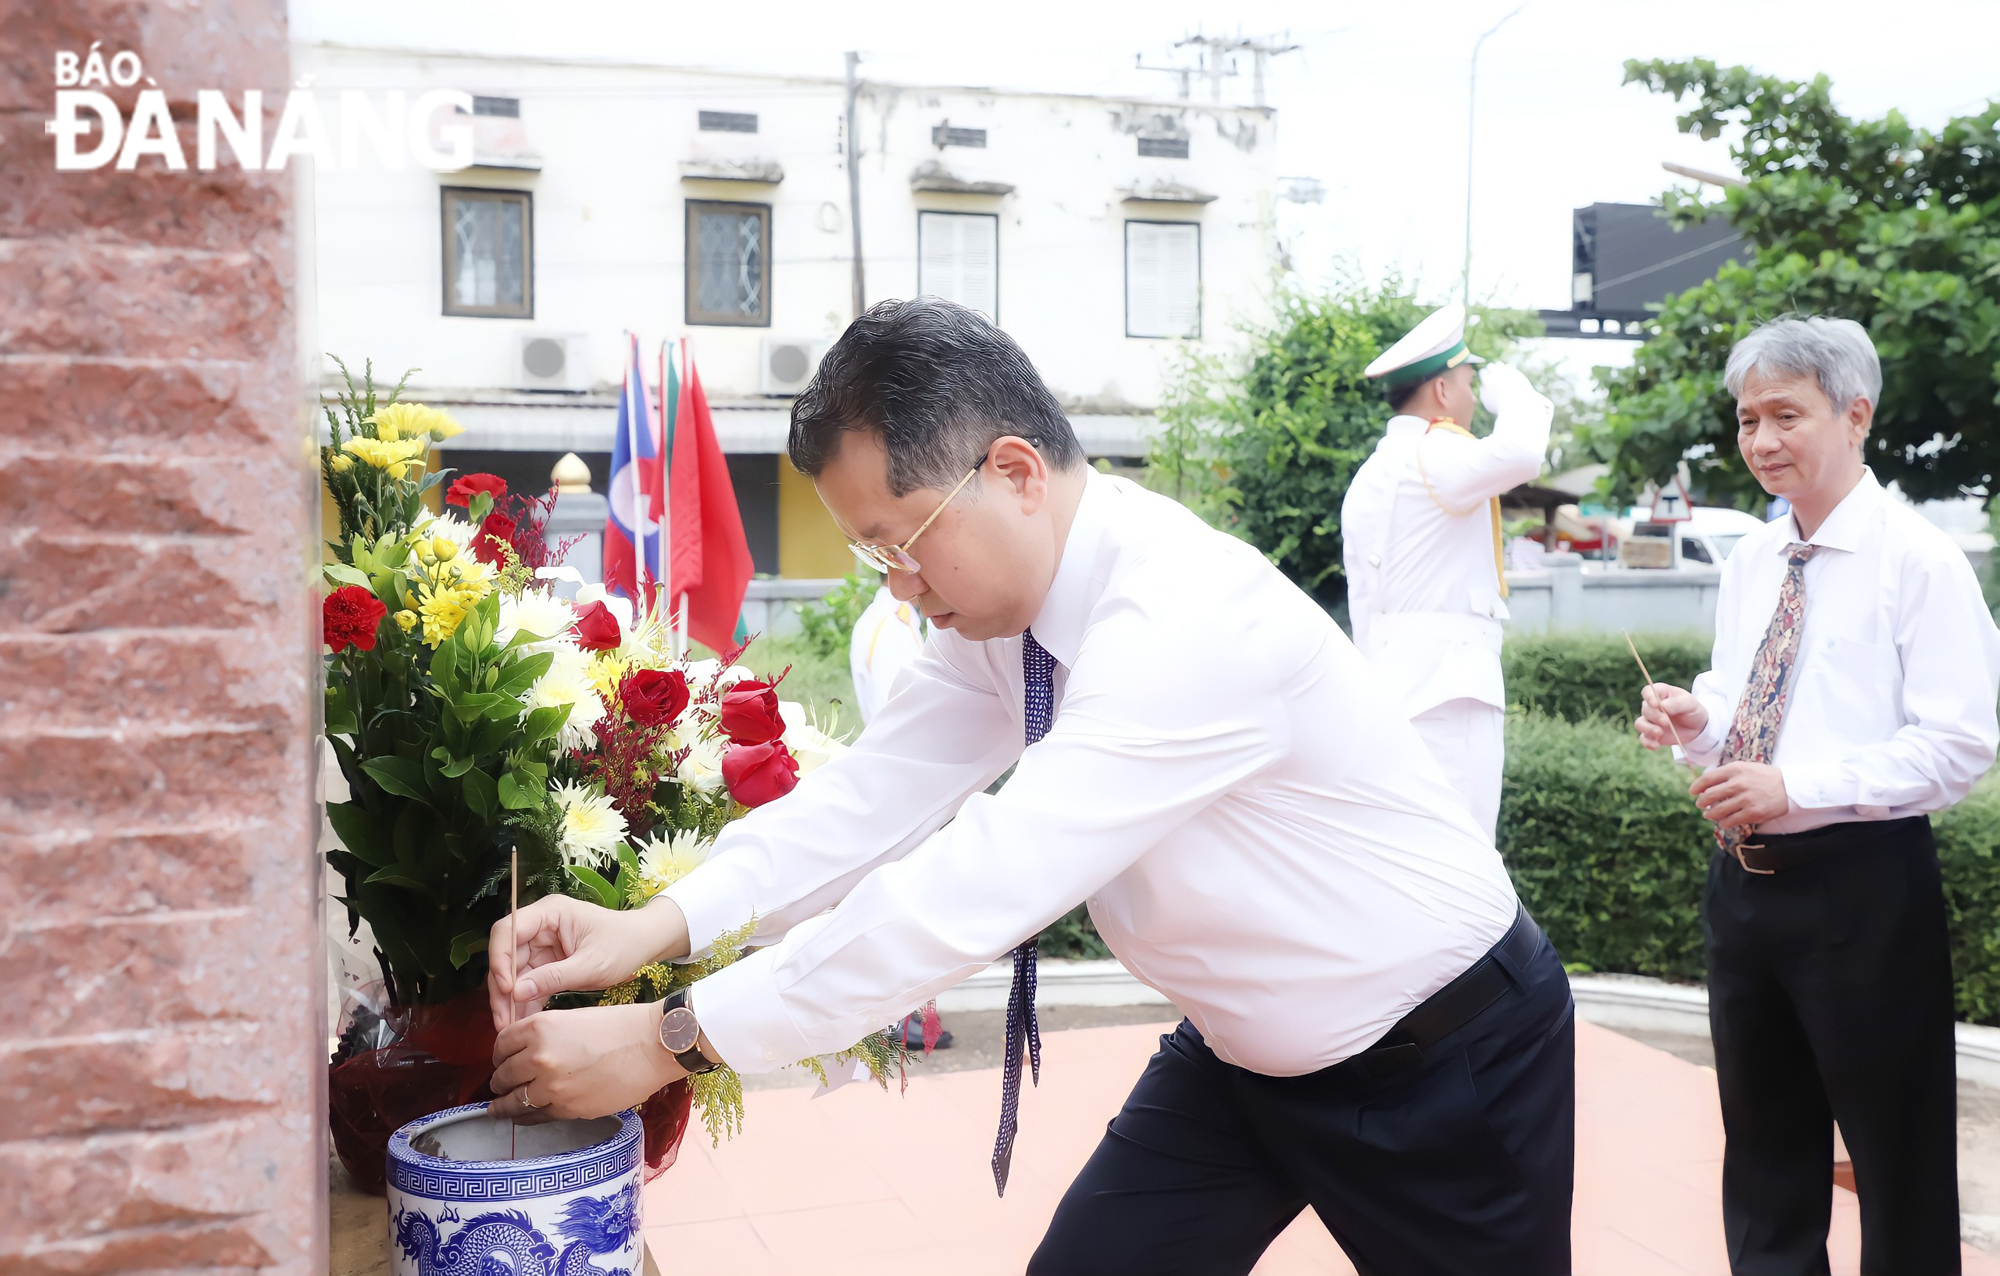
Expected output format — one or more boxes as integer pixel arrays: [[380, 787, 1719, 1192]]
[[386, 1103, 644, 1276]]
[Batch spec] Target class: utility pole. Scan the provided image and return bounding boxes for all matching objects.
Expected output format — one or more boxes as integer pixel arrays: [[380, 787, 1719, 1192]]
[[843, 51, 866, 321], [1141, 32, 1298, 107], [1173, 32, 1299, 108], [1463, 3, 1527, 306]]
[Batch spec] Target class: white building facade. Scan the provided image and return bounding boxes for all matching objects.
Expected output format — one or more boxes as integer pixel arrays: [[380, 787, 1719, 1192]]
[[309, 44, 1281, 577]]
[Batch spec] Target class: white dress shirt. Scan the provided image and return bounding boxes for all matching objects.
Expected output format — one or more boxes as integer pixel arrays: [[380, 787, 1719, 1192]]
[[667, 472, 1521, 1078], [848, 585, 927, 724], [1680, 469, 2000, 832], [1340, 396, 1552, 717]]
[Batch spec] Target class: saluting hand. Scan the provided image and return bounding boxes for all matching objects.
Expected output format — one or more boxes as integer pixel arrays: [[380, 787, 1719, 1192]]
[[1635, 683, 1708, 752]]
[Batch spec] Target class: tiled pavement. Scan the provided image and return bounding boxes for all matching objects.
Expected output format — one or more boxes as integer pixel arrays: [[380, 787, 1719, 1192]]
[[643, 1020, 2000, 1275]]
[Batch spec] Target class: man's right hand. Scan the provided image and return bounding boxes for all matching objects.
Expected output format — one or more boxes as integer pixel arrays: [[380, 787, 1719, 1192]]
[[487, 895, 692, 1031], [1635, 683, 1709, 752]]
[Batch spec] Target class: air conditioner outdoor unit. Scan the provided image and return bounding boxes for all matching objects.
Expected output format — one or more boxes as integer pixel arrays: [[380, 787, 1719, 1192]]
[[759, 337, 829, 397], [515, 333, 591, 392]]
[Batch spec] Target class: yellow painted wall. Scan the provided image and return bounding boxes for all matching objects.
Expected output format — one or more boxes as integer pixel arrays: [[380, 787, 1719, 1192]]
[[777, 457, 852, 579]]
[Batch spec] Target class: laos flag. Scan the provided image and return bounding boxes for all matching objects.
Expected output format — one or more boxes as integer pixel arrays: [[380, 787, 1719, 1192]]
[[602, 333, 664, 610]]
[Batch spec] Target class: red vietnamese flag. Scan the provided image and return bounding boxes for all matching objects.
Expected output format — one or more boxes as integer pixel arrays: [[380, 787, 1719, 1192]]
[[668, 342, 754, 654]]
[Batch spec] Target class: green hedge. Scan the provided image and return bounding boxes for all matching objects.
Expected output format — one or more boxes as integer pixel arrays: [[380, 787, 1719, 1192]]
[[1503, 630, 1712, 724], [1502, 710, 2000, 1026]]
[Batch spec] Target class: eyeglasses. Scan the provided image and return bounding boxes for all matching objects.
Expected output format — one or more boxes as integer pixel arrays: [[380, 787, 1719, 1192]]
[[847, 456, 986, 575]]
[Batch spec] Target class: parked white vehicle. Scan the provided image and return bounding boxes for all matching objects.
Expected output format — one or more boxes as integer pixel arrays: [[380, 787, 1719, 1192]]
[[1610, 505, 1769, 567]]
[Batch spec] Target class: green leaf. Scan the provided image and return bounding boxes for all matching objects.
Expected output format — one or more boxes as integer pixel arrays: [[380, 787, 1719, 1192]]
[[491, 651, 552, 698], [521, 704, 571, 748], [565, 863, 621, 909], [323, 562, 372, 589], [616, 839, 641, 884], [462, 766, 499, 824], [361, 867, 441, 902], [430, 635, 461, 688], [449, 929, 490, 969], [325, 801, 393, 868], [359, 756, 430, 804], [498, 770, 544, 811]]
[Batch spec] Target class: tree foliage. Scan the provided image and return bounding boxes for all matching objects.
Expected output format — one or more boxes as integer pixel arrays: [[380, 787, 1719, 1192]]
[[1148, 279, 1547, 606], [1583, 60, 2000, 506]]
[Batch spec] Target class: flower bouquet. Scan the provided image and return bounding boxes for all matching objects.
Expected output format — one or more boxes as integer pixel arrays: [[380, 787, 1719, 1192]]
[[319, 362, 910, 1194]]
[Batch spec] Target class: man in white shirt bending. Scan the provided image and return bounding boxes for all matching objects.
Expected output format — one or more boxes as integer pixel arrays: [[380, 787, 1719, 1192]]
[[1638, 316, 2000, 1276], [1342, 304, 1553, 838], [487, 298, 1577, 1274]]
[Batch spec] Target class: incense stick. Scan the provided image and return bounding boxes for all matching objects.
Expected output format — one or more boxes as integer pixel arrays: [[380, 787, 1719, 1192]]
[[1622, 629, 1701, 772], [508, 849, 519, 1159]]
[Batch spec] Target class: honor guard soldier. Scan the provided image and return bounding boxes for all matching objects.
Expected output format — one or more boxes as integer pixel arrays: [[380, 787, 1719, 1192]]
[[1342, 304, 1552, 838]]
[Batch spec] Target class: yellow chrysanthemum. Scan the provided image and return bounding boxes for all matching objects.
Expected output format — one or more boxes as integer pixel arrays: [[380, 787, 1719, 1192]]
[[328, 453, 354, 474], [588, 651, 631, 702], [342, 435, 431, 480], [417, 580, 483, 647], [368, 402, 464, 443], [393, 609, 418, 633]]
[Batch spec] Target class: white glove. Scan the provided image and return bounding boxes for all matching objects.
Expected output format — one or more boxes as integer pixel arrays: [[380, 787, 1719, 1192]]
[[1478, 361, 1540, 415]]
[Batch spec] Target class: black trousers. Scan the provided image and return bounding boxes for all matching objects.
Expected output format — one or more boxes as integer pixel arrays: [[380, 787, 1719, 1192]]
[[1029, 915, 1576, 1276], [1705, 816, 1960, 1276]]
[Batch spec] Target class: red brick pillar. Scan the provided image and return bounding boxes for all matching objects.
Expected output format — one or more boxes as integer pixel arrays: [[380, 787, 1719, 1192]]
[[0, 6, 325, 1272]]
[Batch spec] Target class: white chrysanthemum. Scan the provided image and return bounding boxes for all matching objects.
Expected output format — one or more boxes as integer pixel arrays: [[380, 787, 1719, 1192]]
[[634, 827, 712, 899], [523, 643, 605, 752], [551, 781, 626, 868], [669, 722, 726, 791], [498, 587, 577, 651], [684, 659, 755, 697], [415, 509, 479, 555], [781, 700, 849, 777]]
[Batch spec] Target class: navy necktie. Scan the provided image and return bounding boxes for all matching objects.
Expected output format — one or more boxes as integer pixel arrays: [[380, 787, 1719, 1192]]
[[992, 629, 1053, 1195]]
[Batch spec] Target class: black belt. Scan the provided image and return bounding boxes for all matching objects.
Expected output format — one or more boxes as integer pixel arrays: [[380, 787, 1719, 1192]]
[[1733, 814, 1930, 874], [1335, 906, 1543, 1084]]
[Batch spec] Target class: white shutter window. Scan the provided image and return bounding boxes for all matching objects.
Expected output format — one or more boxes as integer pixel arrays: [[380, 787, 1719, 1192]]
[[918, 211, 999, 322], [1125, 221, 1201, 339]]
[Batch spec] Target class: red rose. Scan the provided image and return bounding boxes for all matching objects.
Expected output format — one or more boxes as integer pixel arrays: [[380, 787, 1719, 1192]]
[[722, 740, 800, 807], [445, 473, 508, 508], [323, 585, 388, 653], [623, 668, 689, 728], [471, 511, 519, 566], [570, 599, 622, 651], [718, 680, 786, 745]]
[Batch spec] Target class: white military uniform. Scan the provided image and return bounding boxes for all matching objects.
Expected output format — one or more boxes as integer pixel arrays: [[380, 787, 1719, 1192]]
[[849, 584, 927, 724], [1341, 308, 1552, 838]]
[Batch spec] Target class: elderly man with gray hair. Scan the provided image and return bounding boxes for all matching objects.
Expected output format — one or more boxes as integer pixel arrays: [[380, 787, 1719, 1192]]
[[1637, 315, 2000, 1274]]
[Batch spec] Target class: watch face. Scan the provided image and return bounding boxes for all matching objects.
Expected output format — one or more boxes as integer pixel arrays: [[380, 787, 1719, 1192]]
[[660, 1006, 700, 1055]]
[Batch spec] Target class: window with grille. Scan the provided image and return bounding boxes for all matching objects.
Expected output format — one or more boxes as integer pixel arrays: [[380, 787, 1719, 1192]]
[[1137, 136, 1189, 159], [686, 200, 772, 327], [1124, 220, 1201, 339], [699, 110, 759, 133], [918, 211, 998, 322], [441, 188, 532, 318], [931, 124, 987, 149]]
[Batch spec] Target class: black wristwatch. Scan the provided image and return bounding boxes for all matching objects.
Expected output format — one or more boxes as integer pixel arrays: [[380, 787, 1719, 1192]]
[[658, 990, 723, 1075]]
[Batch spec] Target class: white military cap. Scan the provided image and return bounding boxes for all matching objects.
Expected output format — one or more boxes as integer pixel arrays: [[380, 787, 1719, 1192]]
[[1364, 303, 1485, 388]]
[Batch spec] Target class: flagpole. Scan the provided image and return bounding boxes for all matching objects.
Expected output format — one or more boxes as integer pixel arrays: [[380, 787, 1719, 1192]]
[[657, 339, 671, 629], [625, 330, 651, 618], [675, 338, 691, 659]]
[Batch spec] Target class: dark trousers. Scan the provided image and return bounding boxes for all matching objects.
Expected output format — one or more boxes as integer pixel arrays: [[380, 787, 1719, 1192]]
[[1705, 816, 1960, 1276], [1029, 916, 1576, 1276]]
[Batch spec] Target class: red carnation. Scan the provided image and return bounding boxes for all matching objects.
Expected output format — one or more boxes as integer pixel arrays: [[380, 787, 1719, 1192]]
[[718, 680, 786, 745], [623, 668, 690, 728], [445, 473, 508, 508], [722, 740, 800, 807], [471, 511, 519, 566], [323, 585, 388, 654], [571, 599, 622, 651]]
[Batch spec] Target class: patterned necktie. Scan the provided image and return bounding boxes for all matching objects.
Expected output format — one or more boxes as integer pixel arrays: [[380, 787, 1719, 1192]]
[[1716, 543, 1818, 855], [991, 629, 1053, 1196]]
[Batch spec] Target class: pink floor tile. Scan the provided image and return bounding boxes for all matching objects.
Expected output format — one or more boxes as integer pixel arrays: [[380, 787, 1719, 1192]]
[[644, 1018, 2000, 1275]]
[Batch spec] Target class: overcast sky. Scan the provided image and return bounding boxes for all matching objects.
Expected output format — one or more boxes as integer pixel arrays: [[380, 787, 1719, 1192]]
[[309, 0, 2000, 377]]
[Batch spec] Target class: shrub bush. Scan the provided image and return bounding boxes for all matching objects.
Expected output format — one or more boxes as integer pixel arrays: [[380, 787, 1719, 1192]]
[[1502, 630, 1712, 724], [1500, 712, 1712, 981]]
